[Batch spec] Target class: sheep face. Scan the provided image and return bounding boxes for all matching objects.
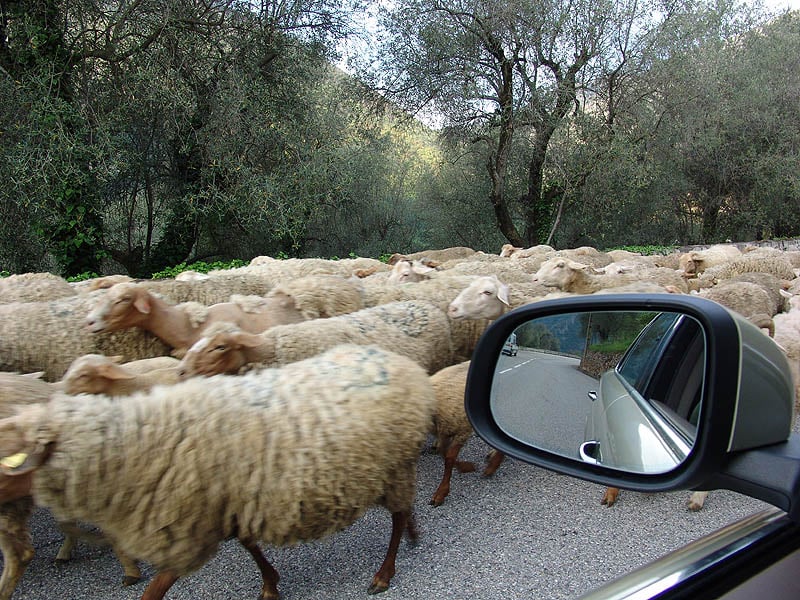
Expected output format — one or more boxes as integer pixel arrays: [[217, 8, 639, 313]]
[[387, 260, 434, 284], [85, 283, 152, 333], [61, 354, 136, 395], [448, 276, 510, 321], [177, 330, 263, 378], [532, 258, 584, 290]]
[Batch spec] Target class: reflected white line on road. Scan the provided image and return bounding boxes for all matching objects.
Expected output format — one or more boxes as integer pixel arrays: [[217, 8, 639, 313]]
[[497, 359, 536, 374]]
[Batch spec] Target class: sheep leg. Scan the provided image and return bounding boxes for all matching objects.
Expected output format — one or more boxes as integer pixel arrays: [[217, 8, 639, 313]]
[[601, 487, 620, 506], [482, 449, 505, 476], [688, 491, 709, 511], [141, 571, 179, 600], [55, 521, 142, 585], [430, 442, 464, 506], [239, 539, 280, 600], [0, 498, 35, 600], [367, 510, 407, 595]]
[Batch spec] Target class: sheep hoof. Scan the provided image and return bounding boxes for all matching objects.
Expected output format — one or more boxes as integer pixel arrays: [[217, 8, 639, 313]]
[[122, 575, 141, 586], [367, 581, 389, 595], [455, 460, 476, 473]]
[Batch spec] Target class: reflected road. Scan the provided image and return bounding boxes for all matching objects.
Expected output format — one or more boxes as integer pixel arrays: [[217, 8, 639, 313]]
[[491, 349, 598, 457]]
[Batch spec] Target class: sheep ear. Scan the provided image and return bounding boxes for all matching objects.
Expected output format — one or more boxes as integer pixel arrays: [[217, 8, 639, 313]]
[[235, 332, 266, 348], [497, 283, 511, 306], [133, 291, 151, 314], [0, 443, 53, 476], [0, 415, 53, 476], [98, 362, 136, 381]]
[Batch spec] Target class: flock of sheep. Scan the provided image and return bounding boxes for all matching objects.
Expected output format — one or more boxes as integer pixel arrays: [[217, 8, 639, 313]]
[[0, 240, 798, 599]]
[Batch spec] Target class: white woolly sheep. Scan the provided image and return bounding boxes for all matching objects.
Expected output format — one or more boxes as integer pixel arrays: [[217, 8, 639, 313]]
[[532, 257, 688, 295], [678, 244, 742, 276], [386, 260, 437, 284], [265, 274, 364, 319], [136, 270, 275, 305], [58, 354, 181, 396], [177, 300, 454, 377], [447, 275, 572, 323], [0, 344, 436, 598], [386, 246, 476, 265], [0, 273, 76, 304], [69, 274, 135, 294], [428, 361, 505, 507], [696, 254, 797, 286], [499, 244, 554, 259], [244, 256, 389, 282], [85, 282, 304, 357], [373, 276, 500, 364], [0, 372, 140, 599], [772, 295, 800, 409], [0, 294, 171, 381]]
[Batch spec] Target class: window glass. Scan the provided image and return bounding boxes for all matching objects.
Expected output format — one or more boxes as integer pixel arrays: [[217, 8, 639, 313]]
[[617, 313, 678, 392]]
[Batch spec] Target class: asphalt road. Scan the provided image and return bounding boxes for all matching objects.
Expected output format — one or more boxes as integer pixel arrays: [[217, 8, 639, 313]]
[[9, 429, 776, 600]]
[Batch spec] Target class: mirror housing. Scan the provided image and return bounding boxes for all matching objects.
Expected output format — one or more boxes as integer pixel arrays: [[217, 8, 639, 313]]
[[465, 293, 800, 518]]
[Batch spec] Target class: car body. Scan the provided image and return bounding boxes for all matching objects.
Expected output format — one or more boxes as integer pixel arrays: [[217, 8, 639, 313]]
[[581, 311, 702, 474], [501, 332, 518, 356], [464, 293, 800, 599]]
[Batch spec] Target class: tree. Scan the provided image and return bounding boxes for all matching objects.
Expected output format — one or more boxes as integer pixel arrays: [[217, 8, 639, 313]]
[[367, 0, 698, 247]]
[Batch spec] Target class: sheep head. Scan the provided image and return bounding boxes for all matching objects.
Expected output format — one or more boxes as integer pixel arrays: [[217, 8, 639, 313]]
[[61, 354, 136, 395], [178, 322, 268, 378], [448, 276, 510, 321], [0, 404, 54, 502], [85, 282, 154, 333]]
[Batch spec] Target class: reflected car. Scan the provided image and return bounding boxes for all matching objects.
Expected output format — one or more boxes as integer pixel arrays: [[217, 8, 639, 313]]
[[501, 332, 518, 356], [581, 312, 704, 474]]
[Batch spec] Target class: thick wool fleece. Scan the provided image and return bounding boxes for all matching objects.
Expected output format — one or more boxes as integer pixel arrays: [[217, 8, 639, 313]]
[[14, 344, 435, 577]]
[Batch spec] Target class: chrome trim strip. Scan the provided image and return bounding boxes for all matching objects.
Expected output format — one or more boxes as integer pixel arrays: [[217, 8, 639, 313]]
[[578, 507, 787, 600]]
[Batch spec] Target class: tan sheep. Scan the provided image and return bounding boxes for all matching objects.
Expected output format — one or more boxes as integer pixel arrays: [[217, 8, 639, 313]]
[[85, 282, 305, 357], [532, 257, 688, 294], [678, 244, 742, 276], [429, 361, 505, 507], [58, 354, 181, 396], [265, 274, 365, 318], [177, 300, 454, 377], [0, 294, 171, 381]]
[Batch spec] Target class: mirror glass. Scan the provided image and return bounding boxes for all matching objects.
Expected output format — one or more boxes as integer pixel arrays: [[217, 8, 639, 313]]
[[490, 310, 705, 474]]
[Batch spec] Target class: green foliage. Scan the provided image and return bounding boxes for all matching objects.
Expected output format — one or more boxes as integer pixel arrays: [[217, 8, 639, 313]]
[[608, 245, 679, 255], [66, 271, 101, 283], [150, 259, 248, 280]]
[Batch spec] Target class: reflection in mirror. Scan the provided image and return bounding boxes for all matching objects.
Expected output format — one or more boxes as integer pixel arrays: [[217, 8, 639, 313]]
[[490, 311, 705, 474]]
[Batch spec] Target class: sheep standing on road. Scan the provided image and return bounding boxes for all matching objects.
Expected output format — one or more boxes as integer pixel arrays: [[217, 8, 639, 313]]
[[0, 372, 140, 600], [0, 344, 436, 599]]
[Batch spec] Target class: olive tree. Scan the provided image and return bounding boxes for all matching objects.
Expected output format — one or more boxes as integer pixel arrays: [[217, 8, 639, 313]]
[[365, 0, 698, 247]]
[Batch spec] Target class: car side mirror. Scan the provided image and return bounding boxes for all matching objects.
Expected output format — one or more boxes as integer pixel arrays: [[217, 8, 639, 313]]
[[465, 294, 800, 519]]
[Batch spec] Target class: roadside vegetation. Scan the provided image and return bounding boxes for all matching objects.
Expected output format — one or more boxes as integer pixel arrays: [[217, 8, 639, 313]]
[[1, 1, 798, 278]]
